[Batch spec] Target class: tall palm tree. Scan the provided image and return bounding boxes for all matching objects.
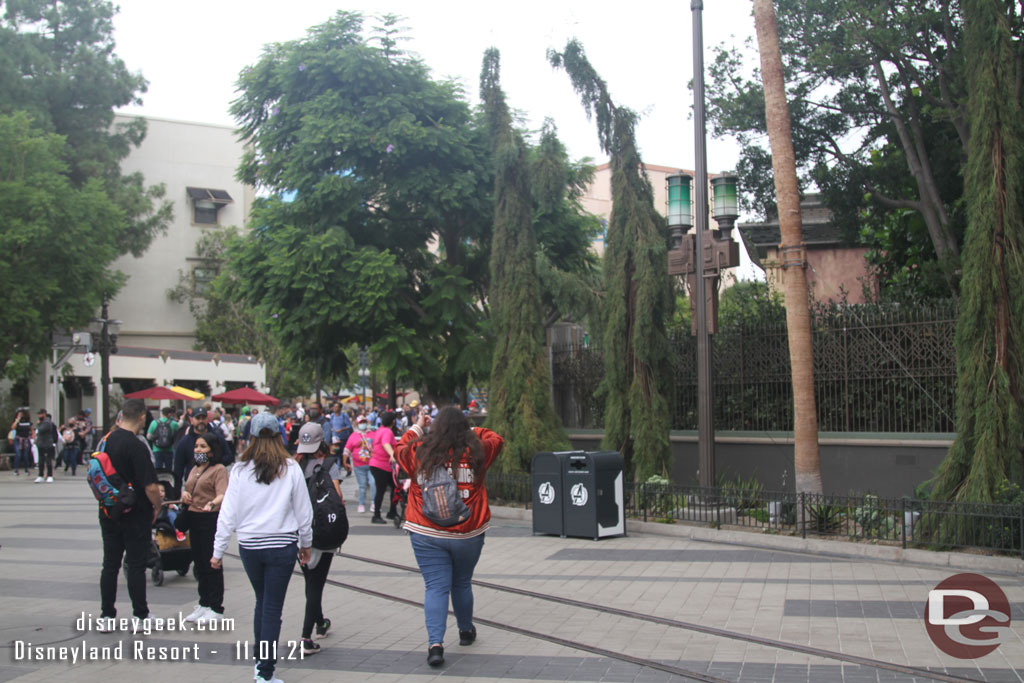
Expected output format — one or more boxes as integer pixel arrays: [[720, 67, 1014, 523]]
[[753, 0, 823, 494]]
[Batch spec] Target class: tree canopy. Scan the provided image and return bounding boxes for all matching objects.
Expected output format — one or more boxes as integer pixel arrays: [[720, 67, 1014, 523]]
[[228, 11, 600, 402], [0, 0, 170, 377], [705, 0, 1005, 297]]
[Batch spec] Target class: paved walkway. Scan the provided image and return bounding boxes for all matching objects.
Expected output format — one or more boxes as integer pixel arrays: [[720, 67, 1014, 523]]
[[0, 467, 1022, 682]]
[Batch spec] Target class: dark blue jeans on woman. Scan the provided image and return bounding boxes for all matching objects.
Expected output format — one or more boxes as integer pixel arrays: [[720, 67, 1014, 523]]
[[13, 437, 31, 472], [239, 543, 297, 681], [409, 532, 485, 646]]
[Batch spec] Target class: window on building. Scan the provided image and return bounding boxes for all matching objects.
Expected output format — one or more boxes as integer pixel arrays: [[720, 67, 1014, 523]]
[[193, 265, 218, 296], [187, 187, 233, 225]]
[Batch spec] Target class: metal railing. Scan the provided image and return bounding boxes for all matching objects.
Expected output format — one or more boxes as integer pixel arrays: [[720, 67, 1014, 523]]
[[487, 473, 1024, 558], [551, 300, 958, 433]]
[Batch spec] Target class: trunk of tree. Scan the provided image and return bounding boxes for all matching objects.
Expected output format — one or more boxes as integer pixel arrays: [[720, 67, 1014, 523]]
[[388, 376, 397, 411], [753, 0, 823, 494]]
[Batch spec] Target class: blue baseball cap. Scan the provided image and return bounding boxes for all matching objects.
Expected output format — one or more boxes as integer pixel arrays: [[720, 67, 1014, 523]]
[[249, 411, 279, 437]]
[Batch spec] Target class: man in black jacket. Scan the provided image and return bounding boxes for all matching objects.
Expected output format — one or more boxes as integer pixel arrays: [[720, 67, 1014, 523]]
[[34, 409, 59, 483], [171, 408, 227, 495]]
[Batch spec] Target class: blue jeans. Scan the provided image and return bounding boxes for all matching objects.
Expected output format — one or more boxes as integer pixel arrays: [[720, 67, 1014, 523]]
[[13, 437, 31, 472], [354, 465, 375, 507], [409, 532, 485, 646], [154, 450, 173, 471], [239, 543, 297, 680], [63, 445, 79, 474]]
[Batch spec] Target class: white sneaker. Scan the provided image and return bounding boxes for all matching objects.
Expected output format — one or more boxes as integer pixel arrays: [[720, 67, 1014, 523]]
[[184, 605, 205, 623], [34, 477, 43, 483], [46, 476, 53, 483], [96, 617, 116, 633], [357, 505, 365, 513], [254, 667, 283, 683], [195, 607, 219, 626]]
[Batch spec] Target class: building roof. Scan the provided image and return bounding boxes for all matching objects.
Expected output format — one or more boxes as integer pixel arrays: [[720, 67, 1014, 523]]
[[737, 194, 855, 268]]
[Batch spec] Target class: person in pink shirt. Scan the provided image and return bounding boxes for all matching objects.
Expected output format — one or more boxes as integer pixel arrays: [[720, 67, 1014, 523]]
[[342, 416, 376, 513], [368, 412, 397, 524]]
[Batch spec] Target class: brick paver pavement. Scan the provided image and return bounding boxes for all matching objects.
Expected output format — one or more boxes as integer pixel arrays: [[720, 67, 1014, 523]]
[[1, 467, 1021, 682]]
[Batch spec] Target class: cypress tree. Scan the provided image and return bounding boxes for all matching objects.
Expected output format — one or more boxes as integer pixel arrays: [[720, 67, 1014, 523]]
[[481, 48, 569, 472], [930, 0, 1024, 502], [549, 41, 673, 481]]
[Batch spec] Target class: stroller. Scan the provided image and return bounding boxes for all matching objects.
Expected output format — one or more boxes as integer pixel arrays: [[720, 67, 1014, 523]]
[[392, 463, 410, 529], [146, 470, 192, 586]]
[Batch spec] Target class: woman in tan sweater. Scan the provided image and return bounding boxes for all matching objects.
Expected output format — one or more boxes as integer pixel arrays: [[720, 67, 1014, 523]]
[[181, 434, 229, 625]]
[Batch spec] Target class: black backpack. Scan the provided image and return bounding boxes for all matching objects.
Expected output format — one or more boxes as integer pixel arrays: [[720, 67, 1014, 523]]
[[307, 458, 348, 550], [154, 420, 174, 449]]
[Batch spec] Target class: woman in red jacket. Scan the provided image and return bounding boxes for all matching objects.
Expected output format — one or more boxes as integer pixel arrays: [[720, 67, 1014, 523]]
[[395, 406, 504, 668]]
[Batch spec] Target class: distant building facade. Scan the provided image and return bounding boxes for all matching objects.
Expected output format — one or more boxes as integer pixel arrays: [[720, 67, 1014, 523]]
[[738, 194, 876, 304], [30, 116, 265, 421]]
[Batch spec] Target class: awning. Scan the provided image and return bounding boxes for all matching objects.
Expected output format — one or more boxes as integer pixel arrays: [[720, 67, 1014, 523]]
[[171, 385, 205, 400], [186, 187, 233, 204]]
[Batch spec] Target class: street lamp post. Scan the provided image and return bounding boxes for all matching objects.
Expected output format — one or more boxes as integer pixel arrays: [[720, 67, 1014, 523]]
[[89, 299, 121, 434], [664, 1, 742, 488]]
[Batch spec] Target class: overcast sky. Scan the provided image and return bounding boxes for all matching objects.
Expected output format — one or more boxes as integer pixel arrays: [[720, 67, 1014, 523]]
[[111, 0, 763, 278]]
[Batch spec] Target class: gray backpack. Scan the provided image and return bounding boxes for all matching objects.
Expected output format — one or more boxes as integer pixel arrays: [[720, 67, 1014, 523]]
[[420, 465, 471, 527]]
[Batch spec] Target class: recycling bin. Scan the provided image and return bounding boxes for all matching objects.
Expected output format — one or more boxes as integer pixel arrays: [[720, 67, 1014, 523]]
[[562, 451, 626, 540], [531, 451, 571, 536]]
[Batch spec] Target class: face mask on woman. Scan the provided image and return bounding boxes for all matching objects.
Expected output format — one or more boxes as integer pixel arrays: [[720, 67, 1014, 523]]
[[193, 452, 209, 465], [357, 423, 369, 433]]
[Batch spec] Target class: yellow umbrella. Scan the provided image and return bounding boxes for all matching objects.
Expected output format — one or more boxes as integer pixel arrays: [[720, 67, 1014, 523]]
[[171, 385, 205, 400]]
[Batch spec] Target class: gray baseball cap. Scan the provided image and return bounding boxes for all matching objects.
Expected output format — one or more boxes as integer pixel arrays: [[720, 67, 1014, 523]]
[[249, 412, 279, 437]]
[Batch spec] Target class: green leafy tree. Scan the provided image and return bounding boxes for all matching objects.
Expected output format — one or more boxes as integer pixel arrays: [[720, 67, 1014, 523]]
[[0, 0, 171, 376], [167, 228, 310, 399], [230, 11, 492, 397], [706, 0, 984, 295], [0, 112, 121, 376], [929, 0, 1024, 502], [549, 40, 673, 481], [480, 48, 569, 471]]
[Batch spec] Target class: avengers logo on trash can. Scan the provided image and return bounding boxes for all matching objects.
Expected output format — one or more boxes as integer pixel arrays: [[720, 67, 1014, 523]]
[[570, 483, 589, 506], [537, 482, 555, 505]]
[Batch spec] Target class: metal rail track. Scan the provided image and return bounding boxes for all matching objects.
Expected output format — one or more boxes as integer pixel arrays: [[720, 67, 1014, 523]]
[[336, 551, 983, 683]]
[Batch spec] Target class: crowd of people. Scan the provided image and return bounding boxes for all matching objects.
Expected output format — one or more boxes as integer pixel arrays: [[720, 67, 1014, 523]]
[[18, 393, 498, 682]]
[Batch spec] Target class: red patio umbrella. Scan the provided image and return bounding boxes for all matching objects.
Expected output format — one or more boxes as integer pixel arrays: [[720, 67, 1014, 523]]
[[124, 386, 195, 401], [211, 387, 280, 406]]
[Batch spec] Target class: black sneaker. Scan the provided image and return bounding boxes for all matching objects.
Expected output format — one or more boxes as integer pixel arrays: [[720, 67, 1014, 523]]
[[385, 510, 397, 520], [427, 645, 444, 667], [301, 638, 320, 655], [459, 626, 476, 646], [315, 618, 331, 639], [371, 516, 386, 524]]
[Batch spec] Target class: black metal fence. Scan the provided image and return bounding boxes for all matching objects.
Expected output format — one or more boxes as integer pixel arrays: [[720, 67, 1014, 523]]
[[552, 301, 958, 433], [487, 473, 1024, 557]]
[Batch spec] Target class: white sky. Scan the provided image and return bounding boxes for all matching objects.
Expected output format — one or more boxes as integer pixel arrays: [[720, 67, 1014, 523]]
[[111, 0, 762, 279]]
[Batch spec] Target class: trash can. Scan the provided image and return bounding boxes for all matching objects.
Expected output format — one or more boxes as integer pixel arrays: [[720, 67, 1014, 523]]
[[531, 451, 570, 536], [562, 451, 626, 540]]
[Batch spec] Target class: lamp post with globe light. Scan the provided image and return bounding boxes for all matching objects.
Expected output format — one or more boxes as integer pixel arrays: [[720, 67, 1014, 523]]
[[666, 0, 741, 488]]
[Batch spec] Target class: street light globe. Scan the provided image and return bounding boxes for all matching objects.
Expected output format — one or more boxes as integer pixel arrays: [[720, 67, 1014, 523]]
[[711, 174, 740, 220], [666, 173, 693, 229]]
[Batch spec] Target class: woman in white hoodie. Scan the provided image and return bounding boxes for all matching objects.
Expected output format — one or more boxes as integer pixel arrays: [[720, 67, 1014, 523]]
[[212, 411, 312, 683]]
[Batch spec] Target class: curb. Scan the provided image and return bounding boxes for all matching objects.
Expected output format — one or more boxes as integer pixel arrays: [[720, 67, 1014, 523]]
[[489, 505, 1024, 576]]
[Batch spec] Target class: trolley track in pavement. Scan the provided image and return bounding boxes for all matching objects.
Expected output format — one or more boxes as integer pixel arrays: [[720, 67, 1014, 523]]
[[336, 551, 983, 683], [227, 551, 728, 682]]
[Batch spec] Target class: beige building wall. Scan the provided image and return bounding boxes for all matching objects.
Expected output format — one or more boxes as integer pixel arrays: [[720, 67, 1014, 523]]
[[110, 115, 255, 350], [31, 116, 265, 422], [761, 246, 874, 305]]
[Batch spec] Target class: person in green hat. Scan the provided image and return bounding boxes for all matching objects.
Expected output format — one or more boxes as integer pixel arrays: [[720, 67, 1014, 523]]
[[237, 407, 252, 453]]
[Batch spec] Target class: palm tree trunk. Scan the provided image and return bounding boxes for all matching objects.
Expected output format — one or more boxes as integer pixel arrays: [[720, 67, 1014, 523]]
[[753, 0, 823, 494]]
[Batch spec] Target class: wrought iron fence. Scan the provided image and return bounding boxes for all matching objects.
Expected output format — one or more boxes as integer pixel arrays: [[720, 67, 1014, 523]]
[[489, 473, 1024, 557], [551, 301, 958, 432]]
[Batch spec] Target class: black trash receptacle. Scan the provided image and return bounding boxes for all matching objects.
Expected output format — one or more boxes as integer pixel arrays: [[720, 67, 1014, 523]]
[[562, 451, 626, 540], [531, 451, 570, 536]]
